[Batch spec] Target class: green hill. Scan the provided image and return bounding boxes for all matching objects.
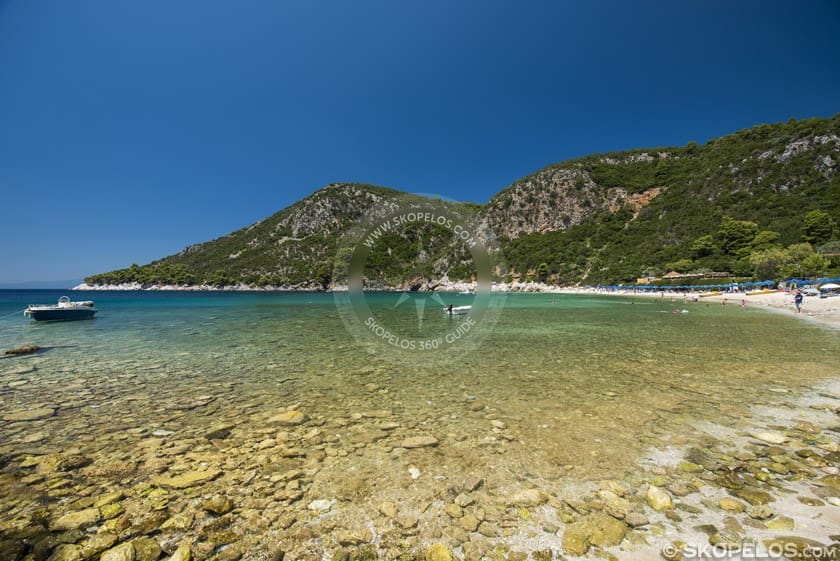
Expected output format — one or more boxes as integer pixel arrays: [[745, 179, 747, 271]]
[[85, 114, 840, 288], [85, 184, 485, 289], [493, 114, 840, 284]]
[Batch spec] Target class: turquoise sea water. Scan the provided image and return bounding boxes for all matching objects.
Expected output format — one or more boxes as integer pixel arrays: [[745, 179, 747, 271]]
[[1, 289, 839, 555], [2, 289, 837, 474]]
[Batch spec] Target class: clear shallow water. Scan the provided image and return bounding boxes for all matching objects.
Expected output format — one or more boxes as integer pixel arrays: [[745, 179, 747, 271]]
[[1, 290, 838, 469], [1, 289, 839, 553], [0, 291, 840, 456]]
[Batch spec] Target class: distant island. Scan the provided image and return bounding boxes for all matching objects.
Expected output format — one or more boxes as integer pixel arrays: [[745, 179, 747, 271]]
[[81, 114, 840, 291]]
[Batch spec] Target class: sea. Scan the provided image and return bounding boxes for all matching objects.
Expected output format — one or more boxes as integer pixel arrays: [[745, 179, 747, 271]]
[[1, 289, 838, 556]]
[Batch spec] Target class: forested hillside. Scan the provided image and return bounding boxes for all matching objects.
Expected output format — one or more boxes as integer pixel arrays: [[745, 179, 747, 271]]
[[496, 114, 839, 284], [85, 114, 840, 288]]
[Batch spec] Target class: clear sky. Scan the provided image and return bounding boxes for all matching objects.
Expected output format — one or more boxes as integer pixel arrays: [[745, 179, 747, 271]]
[[1, 1, 838, 285]]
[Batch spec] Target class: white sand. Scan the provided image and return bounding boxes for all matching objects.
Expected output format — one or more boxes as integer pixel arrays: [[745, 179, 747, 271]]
[[702, 290, 840, 327], [554, 287, 840, 328], [679, 290, 840, 328]]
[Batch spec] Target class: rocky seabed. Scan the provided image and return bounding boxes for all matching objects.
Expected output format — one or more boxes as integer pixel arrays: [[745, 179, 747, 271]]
[[1, 354, 839, 561]]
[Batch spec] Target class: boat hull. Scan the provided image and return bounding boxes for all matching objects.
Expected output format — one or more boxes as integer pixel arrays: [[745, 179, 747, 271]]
[[25, 308, 97, 321], [444, 306, 472, 316]]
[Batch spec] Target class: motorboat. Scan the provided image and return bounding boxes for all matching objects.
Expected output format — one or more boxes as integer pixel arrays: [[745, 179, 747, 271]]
[[24, 296, 97, 321], [444, 305, 471, 315]]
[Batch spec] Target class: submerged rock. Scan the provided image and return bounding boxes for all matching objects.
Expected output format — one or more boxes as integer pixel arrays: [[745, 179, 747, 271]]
[[734, 487, 774, 506], [747, 504, 774, 520], [4, 344, 40, 356], [50, 508, 101, 531], [202, 495, 234, 515], [599, 479, 629, 496], [600, 490, 631, 519], [562, 525, 590, 556], [378, 501, 397, 519], [506, 488, 546, 507], [587, 512, 628, 548], [796, 496, 825, 506], [459, 514, 480, 532], [765, 516, 795, 531], [718, 498, 746, 513], [94, 491, 125, 508], [150, 469, 222, 489], [308, 499, 333, 512], [100, 542, 136, 561], [400, 435, 439, 448], [160, 512, 194, 532], [335, 529, 372, 546], [205, 425, 234, 440], [46, 544, 81, 561], [820, 475, 840, 490], [685, 447, 717, 469], [624, 511, 649, 527], [269, 411, 307, 425], [3, 407, 55, 422], [79, 532, 118, 559], [646, 485, 675, 511], [132, 537, 162, 561], [677, 461, 704, 473], [167, 542, 191, 561], [752, 432, 787, 444], [709, 528, 743, 550], [100, 502, 124, 520], [425, 543, 453, 561], [563, 512, 628, 555]]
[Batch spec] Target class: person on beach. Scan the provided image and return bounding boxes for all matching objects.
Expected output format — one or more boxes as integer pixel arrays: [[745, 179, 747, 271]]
[[794, 290, 803, 314]]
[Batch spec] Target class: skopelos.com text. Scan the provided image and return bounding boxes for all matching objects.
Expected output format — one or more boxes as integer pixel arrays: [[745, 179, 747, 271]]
[[662, 540, 839, 559]]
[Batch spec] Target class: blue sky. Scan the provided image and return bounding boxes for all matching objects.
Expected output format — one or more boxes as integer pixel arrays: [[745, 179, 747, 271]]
[[1, 1, 838, 285]]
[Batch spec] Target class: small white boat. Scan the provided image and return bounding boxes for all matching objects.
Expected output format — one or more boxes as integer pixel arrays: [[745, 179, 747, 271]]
[[444, 305, 471, 315], [458, 290, 474, 295], [24, 296, 97, 321]]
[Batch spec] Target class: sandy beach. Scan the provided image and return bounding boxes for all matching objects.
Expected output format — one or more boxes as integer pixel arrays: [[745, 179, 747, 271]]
[[550, 287, 840, 328], [698, 290, 840, 326], [662, 290, 840, 328]]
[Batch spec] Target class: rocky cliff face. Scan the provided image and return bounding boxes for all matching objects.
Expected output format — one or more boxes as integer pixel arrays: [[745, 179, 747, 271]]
[[482, 157, 670, 240]]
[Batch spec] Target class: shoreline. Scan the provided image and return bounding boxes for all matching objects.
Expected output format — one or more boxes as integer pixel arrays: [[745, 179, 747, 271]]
[[72, 282, 840, 328], [573, 287, 840, 328]]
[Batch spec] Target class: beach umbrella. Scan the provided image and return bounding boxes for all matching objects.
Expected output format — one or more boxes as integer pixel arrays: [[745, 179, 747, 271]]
[[803, 288, 821, 295], [820, 283, 840, 290]]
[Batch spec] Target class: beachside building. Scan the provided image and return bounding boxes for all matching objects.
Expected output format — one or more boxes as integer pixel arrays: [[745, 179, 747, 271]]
[[641, 271, 731, 283]]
